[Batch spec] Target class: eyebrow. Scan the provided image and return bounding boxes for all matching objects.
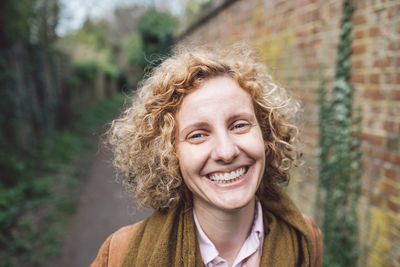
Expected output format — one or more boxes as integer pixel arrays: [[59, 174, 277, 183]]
[[229, 112, 255, 123], [179, 122, 210, 139]]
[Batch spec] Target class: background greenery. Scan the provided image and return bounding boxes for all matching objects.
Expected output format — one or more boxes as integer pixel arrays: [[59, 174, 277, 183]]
[[0, 94, 127, 267], [0, 1, 178, 266], [317, 0, 362, 266]]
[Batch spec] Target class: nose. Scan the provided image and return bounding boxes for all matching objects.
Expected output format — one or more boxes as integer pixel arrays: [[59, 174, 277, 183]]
[[211, 132, 240, 163]]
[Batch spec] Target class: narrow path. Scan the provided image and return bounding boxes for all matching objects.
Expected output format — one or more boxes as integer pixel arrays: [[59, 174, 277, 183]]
[[52, 150, 152, 267]]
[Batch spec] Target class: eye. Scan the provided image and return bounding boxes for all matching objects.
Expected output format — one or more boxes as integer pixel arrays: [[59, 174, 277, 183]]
[[231, 121, 251, 133], [190, 133, 203, 139], [187, 131, 207, 144], [234, 123, 247, 129]]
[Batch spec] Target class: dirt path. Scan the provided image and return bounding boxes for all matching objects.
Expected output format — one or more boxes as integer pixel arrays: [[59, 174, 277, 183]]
[[52, 150, 152, 267]]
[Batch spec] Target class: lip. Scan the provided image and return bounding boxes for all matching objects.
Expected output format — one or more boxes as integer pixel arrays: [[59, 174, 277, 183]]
[[204, 165, 252, 188]]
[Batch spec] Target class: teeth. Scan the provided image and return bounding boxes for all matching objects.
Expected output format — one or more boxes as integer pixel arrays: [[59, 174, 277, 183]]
[[209, 167, 247, 183]]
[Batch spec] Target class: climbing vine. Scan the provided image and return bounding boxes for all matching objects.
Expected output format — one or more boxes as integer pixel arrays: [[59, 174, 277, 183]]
[[317, 0, 362, 266]]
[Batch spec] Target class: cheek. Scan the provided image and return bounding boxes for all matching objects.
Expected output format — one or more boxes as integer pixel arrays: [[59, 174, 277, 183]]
[[177, 144, 209, 178], [237, 130, 266, 160]]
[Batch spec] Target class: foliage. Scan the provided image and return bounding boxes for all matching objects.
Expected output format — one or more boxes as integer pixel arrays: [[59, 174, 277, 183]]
[[137, 8, 178, 70], [0, 0, 60, 47], [123, 33, 144, 74], [73, 18, 109, 50], [317, 1, 362, 266], [0, 2, 129, 265], [0, 0, 125, 191], [0, 0, 62, 182], [0, 0, 35, 43], [0, 93, 127, 267], [199, 0, 212, 9], [120, 7, 178, 84], [68, 60, 99, 87], [110, 5, 147, 43], [99, 48, 121, 79], [67, 18, 123, 83], [183, 0, 212, 24], [31, 0, 60, 45]]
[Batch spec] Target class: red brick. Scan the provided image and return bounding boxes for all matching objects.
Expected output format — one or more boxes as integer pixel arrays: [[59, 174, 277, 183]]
[[363, 88, 383, 100], [379, 181, 400, 198], [328, 2, 341, 16], [351, 74, 365, 83], [279, 21, 288, 31], [384, 74, 392, 84], [369, 74, 380, 84], [353, 0, 367, 9], [384, 121, 400, 134], [369, 27, 380, 38], [394, 56, 400, 68], [361, 159, 379, 176], [389, 89, 400, 100], [361, 174, 374, 187], [362, 160, 371, 170], [373, 164, 382, 175], [353, 44, 366, 55], [384, 168, 397, 181], [304, 9, 319, 22], [395, 154, 400, 165], [387, 199, 400, 213], [362, 133, 385, 146], [312, 39, 322, 49], [354, 30, 364, 39], [360, 186, 369, 196], [353, 15, 366, 25], [297, 30, 307, 38], [373, 57, 391, 68], [374, 150, 400, 165], [353, 60, 364, 69], [306, 62, 318, 70], [371, 192, 384, 205], [388, 40, 399, 51], [311, 26, 319, 35], [388, 5, 400, 18], [396, 73, 400, 84], [391, 153, 400, 165]]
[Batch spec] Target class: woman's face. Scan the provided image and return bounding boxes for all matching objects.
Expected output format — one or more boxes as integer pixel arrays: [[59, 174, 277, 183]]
[[175, 76, 266, 212]]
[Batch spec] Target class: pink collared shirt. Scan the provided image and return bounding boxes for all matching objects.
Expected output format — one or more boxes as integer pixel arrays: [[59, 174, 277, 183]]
[[193, 201, 265, 267]]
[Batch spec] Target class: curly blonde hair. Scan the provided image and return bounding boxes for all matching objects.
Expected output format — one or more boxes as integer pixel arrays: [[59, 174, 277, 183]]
[[107, 43, 300, 210]]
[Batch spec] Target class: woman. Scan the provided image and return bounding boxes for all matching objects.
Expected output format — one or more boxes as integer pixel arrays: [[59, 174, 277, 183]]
[[91, 44, 322, 267]]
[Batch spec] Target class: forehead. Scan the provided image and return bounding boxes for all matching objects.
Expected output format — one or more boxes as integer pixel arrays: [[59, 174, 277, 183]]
[[176, 76, 255, 126]]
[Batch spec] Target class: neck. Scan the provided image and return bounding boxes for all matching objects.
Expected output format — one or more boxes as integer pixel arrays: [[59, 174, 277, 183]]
[[193, 197, 256, 266]]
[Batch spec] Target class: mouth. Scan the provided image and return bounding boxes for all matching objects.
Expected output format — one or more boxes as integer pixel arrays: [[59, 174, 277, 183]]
[[207, 167, 249, 184]]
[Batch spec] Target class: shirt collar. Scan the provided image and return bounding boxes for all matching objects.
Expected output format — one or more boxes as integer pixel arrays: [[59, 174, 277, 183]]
[[193, 208, 220, 264], [193, 200, 264, 266]]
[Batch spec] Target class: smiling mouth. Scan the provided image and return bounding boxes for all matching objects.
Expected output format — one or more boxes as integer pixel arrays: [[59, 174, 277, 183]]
[[207, 167, 248, 184]]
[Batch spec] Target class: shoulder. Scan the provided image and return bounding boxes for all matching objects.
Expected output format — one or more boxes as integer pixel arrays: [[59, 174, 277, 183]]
[[302, 214, 323, 267], [90, 221, 143, 267]]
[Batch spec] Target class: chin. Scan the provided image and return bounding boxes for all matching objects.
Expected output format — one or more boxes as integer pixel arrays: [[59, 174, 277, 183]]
[[213, 193, 256, 212]]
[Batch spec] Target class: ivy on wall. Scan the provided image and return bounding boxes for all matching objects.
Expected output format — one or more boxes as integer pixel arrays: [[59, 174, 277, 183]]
[[317, 0, 362, 266]]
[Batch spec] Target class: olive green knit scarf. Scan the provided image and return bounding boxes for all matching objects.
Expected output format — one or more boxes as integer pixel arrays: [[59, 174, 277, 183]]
[[121, 188, 315, 266]]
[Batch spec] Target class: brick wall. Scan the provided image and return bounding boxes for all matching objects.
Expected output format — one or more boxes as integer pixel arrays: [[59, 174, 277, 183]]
[[178, 0, 400, 265]]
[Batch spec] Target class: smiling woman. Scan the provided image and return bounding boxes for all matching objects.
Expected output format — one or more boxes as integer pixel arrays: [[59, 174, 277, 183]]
[[175, 76, 266, 215], [91, 43, 322, 267]]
